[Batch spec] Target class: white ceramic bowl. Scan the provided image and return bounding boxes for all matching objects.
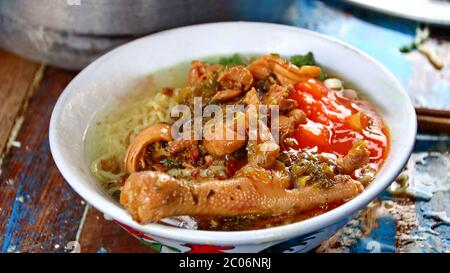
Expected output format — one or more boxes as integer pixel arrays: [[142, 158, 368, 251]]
[[49, 22, 416, 253]]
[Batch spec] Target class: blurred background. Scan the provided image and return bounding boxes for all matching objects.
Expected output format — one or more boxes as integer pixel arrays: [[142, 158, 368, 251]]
[[0, 0, 448, 110], [0, 0, 448, 253]]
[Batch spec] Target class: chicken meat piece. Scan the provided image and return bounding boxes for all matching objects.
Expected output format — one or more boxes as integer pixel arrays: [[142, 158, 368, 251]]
[[124, 123, 172, 173], [218, 66, 253, 91], [188, 60, 222, 85], [247, 120, 280, 169], [247, 55, 322, 85], [211, 89, 243, 102], [202, 112, 247, 157], [120, 170, 363, 223], [278, 115, 295, 138], [288, 109, 307, 125], [167, 139, 198, 156], [242, 87, 261, 105], [336, 140, 370, 174], [263, 84, 292, 106]]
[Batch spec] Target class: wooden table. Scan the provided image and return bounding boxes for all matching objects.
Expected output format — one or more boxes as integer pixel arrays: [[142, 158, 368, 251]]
[[0, 50, 152, 253], [0, 1, 448, 253]]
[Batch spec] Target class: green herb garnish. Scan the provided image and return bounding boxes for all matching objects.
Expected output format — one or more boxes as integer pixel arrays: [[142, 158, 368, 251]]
[[317, 69, 327, 81], [270, 53, 281, 58], [218, 54, 245, 66], [162, 158, 181, 169], [399, 25, 429, 53], [400, 43, 417, 53], [290, 52, 326, 81], [290, 52, 316, 67]]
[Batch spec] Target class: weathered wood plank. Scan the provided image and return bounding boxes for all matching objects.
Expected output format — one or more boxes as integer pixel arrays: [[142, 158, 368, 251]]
[[295, 1, 450, 111], [0, 49, 43, 155], [0, 67, 85, 253], [417, 115, 450, 134], [78, 208, 154, 253]]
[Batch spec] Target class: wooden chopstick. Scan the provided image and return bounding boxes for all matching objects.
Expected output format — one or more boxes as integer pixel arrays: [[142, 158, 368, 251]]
[[416, 108, 450, 119], [417, 114, 450, 134]]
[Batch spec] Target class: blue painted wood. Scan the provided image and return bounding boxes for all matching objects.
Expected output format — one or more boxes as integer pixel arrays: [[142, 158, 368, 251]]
[[280, 0, 450, 110], [351, 217, 397, 253], [319, 133, 449, 253], [283, 2, 450, 252], [0, 68, 85, 253]]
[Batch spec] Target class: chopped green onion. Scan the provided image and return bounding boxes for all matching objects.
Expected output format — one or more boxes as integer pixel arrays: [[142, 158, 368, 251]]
[[290, 52, 316, 67], [317, 69, 327, 81], [162, 158, 181, 169], [295, 176, 311, 187], [218, 54, 245, 66]]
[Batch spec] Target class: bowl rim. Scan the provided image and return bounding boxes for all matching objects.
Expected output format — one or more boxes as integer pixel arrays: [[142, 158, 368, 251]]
[[49, 21, 417, 245]]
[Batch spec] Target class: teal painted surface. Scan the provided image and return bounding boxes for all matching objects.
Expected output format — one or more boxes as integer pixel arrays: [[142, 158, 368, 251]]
[[284, 0, 449, 252], [280, 0, 449, 109], [320, 134, 449, 253], [290, 0, 414, 84]]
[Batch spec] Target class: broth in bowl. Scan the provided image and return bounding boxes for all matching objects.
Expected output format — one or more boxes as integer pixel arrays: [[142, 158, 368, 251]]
[[85, 53, 389, 231]]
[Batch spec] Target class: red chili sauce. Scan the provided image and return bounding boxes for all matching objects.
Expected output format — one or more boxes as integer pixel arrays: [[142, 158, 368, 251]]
[[289, 79, 389, 170]]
